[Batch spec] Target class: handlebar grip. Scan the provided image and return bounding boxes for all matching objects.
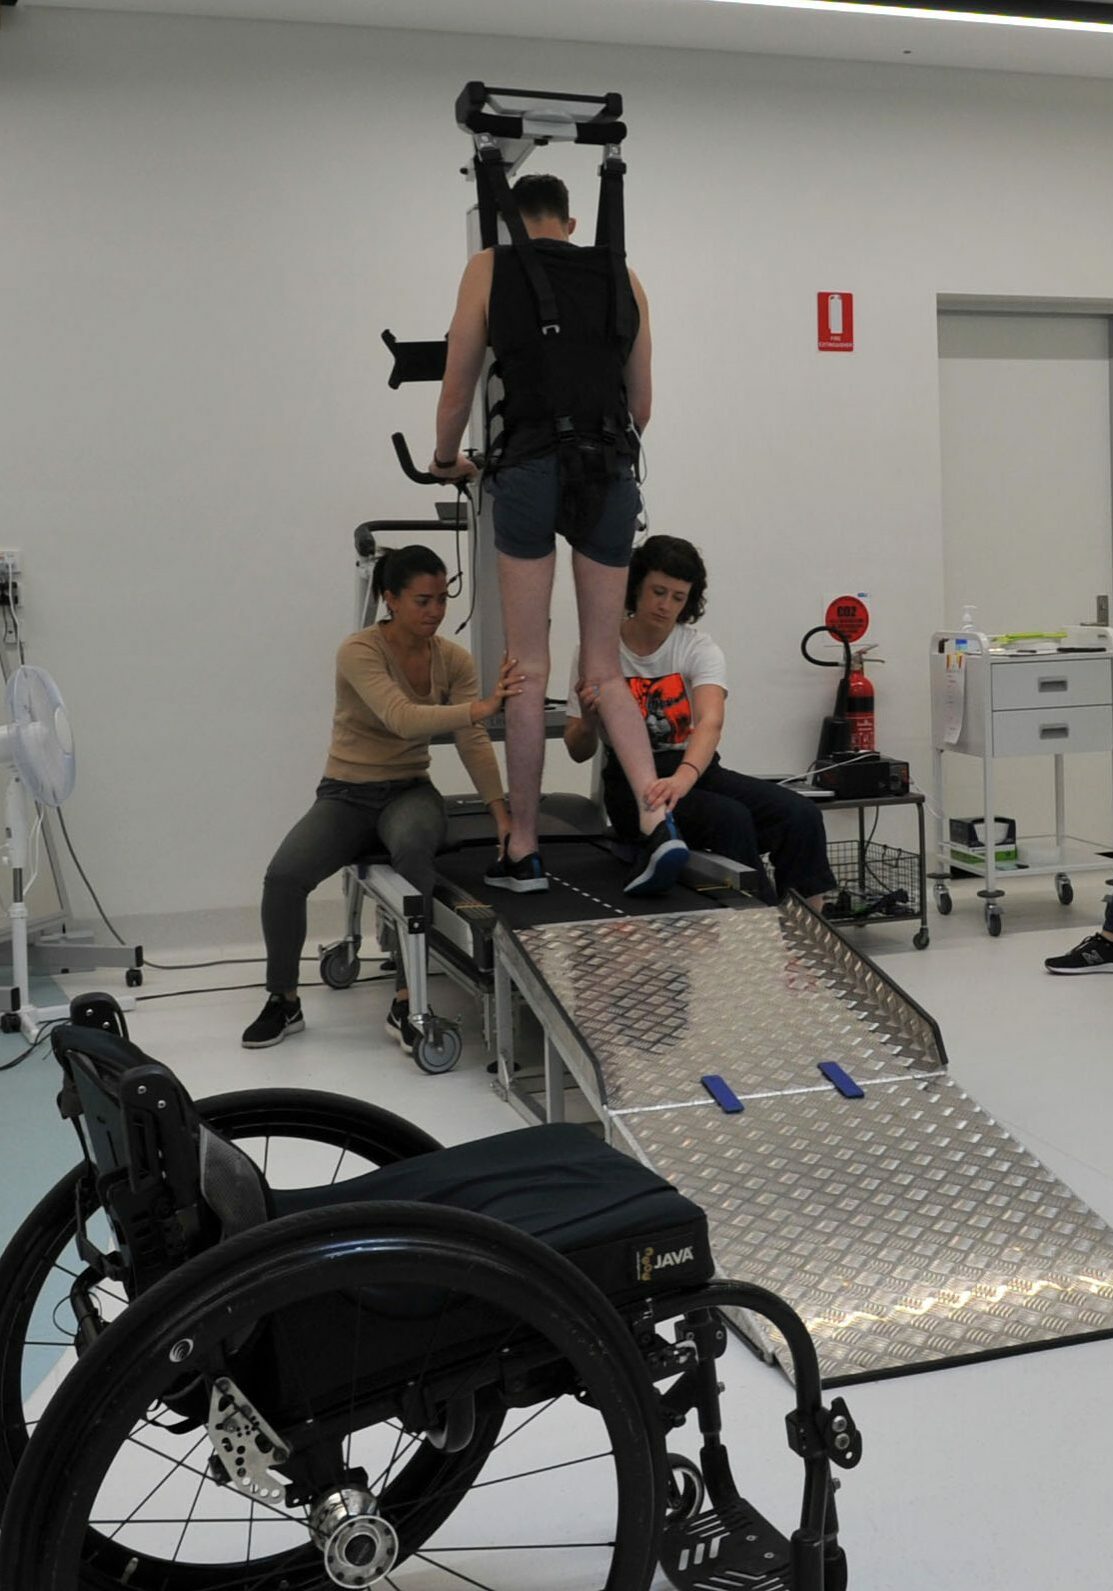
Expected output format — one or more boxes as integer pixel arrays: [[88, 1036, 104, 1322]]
[[391, 433, 439, 486]]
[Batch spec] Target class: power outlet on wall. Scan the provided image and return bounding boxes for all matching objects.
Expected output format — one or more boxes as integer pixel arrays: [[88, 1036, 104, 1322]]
[[0, 550, 21, 575]]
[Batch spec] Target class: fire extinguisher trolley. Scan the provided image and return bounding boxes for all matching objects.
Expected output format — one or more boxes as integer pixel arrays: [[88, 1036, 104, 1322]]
[[929, 626, 1113, 935]]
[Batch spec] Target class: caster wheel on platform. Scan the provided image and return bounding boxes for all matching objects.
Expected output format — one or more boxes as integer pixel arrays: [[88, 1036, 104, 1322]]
[[913, 927, 930, 950], [934, 885, 953, 916], [0, 1011, 20, 1034], [1055, 873, 1074, 906], [665, 1454, 706, 1523], [984, 904, 1003, 938], [125, 968, 143, 988], [319, 943, 361, 990], [414, 1020, 462, 1075]]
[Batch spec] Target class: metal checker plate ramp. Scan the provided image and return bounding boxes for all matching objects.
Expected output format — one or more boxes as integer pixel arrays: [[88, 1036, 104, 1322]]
[[506, 901, 945, 1112], [619, 1076, 1113, 1384]]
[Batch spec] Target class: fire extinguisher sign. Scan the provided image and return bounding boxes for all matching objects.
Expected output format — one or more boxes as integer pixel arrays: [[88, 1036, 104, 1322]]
[[825, 593, 871, 646], [818, 292, 854, 352]]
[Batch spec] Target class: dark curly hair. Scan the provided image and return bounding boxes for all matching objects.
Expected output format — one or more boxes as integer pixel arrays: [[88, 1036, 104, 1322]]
[[625, 536, 707, 624], [371, 545, 447, 606]]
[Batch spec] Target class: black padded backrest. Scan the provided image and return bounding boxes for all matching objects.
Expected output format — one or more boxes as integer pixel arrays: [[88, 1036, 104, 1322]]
[[52, 1024, 269, 1295]]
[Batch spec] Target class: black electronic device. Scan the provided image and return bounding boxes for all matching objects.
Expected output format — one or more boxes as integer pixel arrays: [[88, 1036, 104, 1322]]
[[813, 752, 910, 800]]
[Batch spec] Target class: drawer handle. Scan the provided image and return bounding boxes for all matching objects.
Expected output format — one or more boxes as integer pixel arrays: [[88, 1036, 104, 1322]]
[[1037, 677, 1069, 692], [1039, 724, 1070, 739]]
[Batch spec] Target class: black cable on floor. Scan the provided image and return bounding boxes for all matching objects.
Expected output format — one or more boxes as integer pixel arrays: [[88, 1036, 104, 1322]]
[[0, 1020, 65, 1073], [134, 970, 443, 1003], [55, 808, 373, 972]]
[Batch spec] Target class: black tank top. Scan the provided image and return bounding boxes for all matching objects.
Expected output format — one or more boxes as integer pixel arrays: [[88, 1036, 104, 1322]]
[[487, 240, 639, 467]]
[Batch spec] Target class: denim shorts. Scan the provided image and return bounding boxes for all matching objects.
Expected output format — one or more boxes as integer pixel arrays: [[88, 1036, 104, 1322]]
[[487, 455, 640, 568]]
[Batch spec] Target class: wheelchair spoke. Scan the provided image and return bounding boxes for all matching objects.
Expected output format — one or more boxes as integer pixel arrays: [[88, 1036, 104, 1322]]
[[411, 1552, 498, 1590], [490, 1397, 558, 1450], [170, 1464, 209, 1562], [100, 1431, 209, 1541]]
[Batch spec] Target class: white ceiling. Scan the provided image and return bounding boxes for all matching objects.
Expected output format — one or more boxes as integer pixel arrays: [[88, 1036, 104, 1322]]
[[15, 0, 1113, 81]]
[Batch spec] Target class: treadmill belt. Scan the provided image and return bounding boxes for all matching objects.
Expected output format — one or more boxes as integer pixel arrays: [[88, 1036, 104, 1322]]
[[433, 839, 737, 930]]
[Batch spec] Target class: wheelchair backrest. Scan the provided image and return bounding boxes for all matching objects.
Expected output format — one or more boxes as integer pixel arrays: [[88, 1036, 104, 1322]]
[[51, 1023, 269, 1296]]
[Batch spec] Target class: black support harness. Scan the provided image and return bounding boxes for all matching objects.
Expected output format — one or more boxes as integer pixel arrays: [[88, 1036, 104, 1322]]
[[458, 83, 641, 545]]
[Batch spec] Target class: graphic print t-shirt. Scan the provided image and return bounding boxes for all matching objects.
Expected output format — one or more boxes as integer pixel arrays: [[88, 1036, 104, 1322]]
[[566, 627, 728, 753]]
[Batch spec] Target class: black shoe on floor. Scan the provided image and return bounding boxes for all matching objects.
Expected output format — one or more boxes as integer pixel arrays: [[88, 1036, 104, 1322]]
[[241, 994, 304, 1049], [624, 813, 690, 897], [386, 997, 419, 1054], [1045, 933, 1113, 974], [484, 839, 549, 894]]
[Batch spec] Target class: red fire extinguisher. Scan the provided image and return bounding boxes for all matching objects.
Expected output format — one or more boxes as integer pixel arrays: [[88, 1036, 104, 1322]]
[[846, 651, 875, 751]]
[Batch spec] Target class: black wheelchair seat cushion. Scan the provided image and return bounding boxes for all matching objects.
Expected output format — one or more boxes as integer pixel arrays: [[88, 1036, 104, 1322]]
[[270, 1122, 714, 1301]]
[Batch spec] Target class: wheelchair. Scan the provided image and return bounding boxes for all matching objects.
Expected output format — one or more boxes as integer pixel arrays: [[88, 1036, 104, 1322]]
[[0, 994, 861, 1590]]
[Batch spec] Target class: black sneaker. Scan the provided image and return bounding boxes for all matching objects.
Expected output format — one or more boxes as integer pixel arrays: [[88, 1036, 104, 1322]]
[[484, 839, 549, 894], [624, 813, 690, 897], [1045, 933, 1113, 974], [241, 994, 304, 1049], [386, 997, 419, 1054]]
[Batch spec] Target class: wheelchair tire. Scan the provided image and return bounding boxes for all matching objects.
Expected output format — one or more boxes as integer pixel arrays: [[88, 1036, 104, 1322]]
[[1, 1202, 665, 1591], [0, 1090, 442, 1505]]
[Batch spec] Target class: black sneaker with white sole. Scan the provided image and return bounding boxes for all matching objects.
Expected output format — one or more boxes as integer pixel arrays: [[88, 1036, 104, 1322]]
[[241, 994, 304, 1049], [484, 840, 549, 894], [1045, 933, 1113, 974], [624, 814, 690, 897], [386, 997, 419, 1054]]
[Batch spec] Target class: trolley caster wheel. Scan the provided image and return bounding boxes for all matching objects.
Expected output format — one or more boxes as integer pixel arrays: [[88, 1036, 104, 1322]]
[[125, 968, 143, 988], [913, 927, 930, 950], [319, 943, 361, 990], [1055, 873, 1074, 906], [0, 1011, 19, 1034], [413, 1020, 462, 1075], [664, 1454, 705, 1523], [934, 886, 953, 917], [984, 904, 1003, 937]]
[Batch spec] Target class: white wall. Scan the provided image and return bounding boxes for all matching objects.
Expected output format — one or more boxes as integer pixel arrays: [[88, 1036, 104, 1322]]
[[4, 7, 1113, 914]]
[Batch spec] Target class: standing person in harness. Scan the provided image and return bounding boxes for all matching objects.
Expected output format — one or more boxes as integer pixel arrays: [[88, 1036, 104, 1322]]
[[428, 172, 689, 897]]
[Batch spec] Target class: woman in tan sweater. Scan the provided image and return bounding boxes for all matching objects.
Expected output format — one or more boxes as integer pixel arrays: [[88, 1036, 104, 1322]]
[[242, 545, 519, 1054]]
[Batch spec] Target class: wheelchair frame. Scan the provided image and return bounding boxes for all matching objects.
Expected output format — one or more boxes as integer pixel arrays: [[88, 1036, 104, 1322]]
[[0, 996, 860, 1591]]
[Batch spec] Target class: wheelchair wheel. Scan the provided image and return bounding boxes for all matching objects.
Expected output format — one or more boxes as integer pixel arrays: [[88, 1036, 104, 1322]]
[[1, 1202, 665, 1591], [0, 1090, 442, 1504]]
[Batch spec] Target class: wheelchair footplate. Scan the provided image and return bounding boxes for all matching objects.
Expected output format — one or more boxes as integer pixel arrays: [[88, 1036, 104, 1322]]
[[661, 1499, 791, 1591]]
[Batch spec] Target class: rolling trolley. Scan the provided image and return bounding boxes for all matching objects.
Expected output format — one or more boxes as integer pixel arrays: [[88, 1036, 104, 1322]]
[[930, 627, 1113, 935]]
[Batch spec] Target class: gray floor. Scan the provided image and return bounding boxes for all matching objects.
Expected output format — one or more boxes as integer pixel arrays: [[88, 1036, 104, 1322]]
[[5, 871, 1113, 1587]]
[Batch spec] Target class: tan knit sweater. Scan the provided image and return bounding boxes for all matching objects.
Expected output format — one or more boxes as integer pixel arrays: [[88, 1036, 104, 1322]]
[[324, 626, 504, 807]]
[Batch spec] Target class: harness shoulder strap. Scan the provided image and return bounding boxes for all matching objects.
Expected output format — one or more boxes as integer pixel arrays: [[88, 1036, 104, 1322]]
[[478, 149, 561, 335]]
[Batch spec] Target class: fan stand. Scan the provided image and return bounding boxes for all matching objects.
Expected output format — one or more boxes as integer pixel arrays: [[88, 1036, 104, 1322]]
[[2, 776, 135, 1042]]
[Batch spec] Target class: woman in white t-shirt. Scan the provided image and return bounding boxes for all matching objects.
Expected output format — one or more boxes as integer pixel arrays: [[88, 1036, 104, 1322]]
[[564, 536, 836, 908]]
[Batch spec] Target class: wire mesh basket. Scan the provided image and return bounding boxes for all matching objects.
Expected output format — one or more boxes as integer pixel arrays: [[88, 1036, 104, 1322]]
[[823, 840, 922, 924]]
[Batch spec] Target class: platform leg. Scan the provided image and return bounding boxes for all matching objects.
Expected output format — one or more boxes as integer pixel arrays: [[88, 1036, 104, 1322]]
[[494, 955, 514, 1089], [543, 1033, 565, 1123]]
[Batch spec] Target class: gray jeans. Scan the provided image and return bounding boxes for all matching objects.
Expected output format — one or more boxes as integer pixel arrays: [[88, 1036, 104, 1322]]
[[262, 778, 447, 994]]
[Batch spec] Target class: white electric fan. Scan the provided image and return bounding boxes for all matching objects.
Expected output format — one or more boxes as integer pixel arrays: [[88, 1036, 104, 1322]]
[[0, 666, 86, 1040]]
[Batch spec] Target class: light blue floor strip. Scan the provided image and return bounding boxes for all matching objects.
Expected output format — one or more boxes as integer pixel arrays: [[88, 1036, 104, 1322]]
[[0, 976, 85, 1395]]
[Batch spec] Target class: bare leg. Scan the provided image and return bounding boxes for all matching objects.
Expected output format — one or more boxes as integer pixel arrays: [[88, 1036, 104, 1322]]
[[498, 550, 557, 858], [572, 551, 664, 837]]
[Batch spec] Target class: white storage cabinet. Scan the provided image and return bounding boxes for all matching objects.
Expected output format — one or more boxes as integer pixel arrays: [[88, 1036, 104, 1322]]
[[929, 628, 1113, 934]]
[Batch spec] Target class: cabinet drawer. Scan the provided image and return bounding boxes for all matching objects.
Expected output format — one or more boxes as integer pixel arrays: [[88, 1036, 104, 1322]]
[[991, 704, 1113, 757], [991, 657, 1113, 712]]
